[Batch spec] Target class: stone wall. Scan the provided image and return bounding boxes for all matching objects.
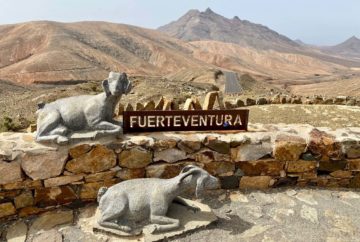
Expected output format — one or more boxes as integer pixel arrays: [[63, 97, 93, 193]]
[[1, 124, 360, 219], [120, 92, 360, 113]]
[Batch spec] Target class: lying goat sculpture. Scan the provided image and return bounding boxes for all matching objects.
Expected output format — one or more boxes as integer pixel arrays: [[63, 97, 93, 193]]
[[97, 165, 219, 234], [36, 72, 131, 144]]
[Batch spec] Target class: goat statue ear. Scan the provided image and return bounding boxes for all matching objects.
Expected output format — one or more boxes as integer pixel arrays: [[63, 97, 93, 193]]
[[102, 79, 111, 96], [195, 175, 206, 198], [180, 165, 195, 174], [178, 166, 200, 184]]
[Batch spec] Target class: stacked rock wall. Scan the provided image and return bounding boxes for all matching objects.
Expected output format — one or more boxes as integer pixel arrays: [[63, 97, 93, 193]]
[[122, 93, 360, 113], [0, 124, 360, 219]]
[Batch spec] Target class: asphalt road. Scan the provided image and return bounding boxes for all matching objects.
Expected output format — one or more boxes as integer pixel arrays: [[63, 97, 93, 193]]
[[224, 71, 242, 94]]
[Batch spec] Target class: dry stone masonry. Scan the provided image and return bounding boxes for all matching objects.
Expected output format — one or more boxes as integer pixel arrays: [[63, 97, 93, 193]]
[[0, 124, 359, 220]]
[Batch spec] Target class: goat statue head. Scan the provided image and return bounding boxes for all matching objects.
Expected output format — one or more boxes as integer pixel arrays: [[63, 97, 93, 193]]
[[102, 72, 132, 97], [179, 165, 220, 198]]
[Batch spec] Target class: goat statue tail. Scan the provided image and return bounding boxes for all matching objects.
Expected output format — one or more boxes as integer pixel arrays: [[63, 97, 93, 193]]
[[97, 187, 108, 203]]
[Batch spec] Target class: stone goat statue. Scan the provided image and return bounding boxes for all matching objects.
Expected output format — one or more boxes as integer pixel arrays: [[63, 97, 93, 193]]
[[36, 72, 131, 144], [97, 165, 219, 234]]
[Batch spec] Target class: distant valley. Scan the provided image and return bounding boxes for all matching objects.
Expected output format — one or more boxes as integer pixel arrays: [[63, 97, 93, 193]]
[[0, 8, 359, 95]]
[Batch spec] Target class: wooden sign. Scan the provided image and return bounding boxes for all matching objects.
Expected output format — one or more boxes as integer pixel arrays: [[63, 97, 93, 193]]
[[123, 110, 249, 133]]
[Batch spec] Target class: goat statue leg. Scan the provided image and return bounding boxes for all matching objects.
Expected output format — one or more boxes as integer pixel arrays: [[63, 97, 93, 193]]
[[36, 111, 69, 144], [97, 196, 132, 233], [91, 121, 122, 139], [173, 196, 200, 213], [149, 215, 180, 234]]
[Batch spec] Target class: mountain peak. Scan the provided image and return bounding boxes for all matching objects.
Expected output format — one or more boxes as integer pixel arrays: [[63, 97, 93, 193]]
[[204, 7, 214, 14], [348, 35, 360, 42], [158, 8, 300, 51]]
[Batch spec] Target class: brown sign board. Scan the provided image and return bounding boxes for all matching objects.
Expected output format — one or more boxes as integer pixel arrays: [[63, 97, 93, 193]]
[[123, 109, 249, 133]]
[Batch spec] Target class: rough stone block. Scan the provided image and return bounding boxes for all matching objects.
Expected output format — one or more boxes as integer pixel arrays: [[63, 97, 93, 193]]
[[348, 159, 360, 171], [330, 170, 353, 179], [177, 137, 202, 153], [116, 168, 145, 180], [85, 170, 116, 183], [342, 140, 360, 159], [2, 179, 42, 190], [0, 202, 16, 218], [237, 159, 285, 176], [119, 147, 152, 168], [146, 162, 201, 179], [204, 162, 235, 176], [66, 145, 116, 174], [219, 176, 240, 189], [349, 174, 360, 188], [0, 161, 23, 185], [69, 144, 92, 159], [34, 186, 77, 207], [204, 135, 230, 154], [239, 176, 274, 190], [274, 134, 306, 161], [318, 160, 347, 172], [231, 142, 272, 162], [21, 150, 68, 180], [153, 139, 177, 151], [19, 206, 47, 217], [193, 148, 230, 164], [44, 174, 84, 187], [14, 191, 34, 209], [154, 148, 187, 163], [308, 129, 343, 161], [80, 179, 118, 200], [286, 160, 317, 173]]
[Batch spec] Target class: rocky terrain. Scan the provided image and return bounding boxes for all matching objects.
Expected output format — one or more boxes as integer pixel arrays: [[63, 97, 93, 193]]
[[158, 8, 301, 51], [323, 36, 360, 60], [1, 8, 359, 89], [0, 21, 210, 84]]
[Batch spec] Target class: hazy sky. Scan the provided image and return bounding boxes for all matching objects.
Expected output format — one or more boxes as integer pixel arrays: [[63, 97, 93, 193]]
[[0, 0, 359, 46]]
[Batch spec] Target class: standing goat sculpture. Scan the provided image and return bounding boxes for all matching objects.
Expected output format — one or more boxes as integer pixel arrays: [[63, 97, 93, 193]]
[[36, 72, 131, 144], [97, 165, 219, 234]]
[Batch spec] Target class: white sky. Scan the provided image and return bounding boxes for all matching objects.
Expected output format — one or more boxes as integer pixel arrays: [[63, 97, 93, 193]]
[[0, 0, 359, 46]]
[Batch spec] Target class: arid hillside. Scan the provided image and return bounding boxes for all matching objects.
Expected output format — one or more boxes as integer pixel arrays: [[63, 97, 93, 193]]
[[289, 75, 360, 97], [158, 8, 301, 51], [0, 9, 359, 97], [0, 21, 211, 84], [189, 40, 346, 80], [322, 36, 360, 60]]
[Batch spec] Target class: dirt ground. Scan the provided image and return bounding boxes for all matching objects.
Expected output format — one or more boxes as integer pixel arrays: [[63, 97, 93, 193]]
[[1, 79, 359, 131], [246, 104, 360, 130]]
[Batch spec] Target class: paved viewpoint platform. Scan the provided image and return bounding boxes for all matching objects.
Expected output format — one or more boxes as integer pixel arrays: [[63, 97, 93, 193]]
[[173, 188, 360, 242], [2, 188, 360, 242]]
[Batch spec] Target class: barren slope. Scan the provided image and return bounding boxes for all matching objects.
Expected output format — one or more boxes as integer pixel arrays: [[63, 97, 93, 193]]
[[158, 8, 301, 51], [0, 21, 209, 84], [289, 76, 360, 97], [190, 40, 346, 80], [323, 36, 360, 60]]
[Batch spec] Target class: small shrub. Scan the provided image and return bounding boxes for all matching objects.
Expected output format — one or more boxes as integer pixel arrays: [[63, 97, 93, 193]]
[[0, 116, 22, 132]]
